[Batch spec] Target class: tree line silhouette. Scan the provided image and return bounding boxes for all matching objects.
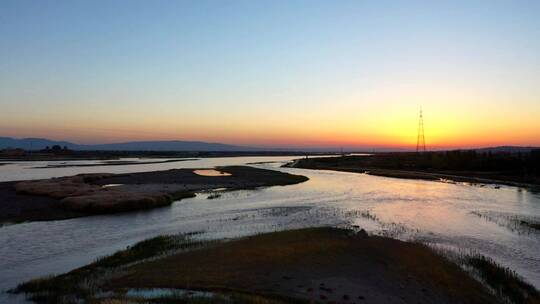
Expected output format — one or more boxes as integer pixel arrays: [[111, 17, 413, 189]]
[[303, 149, 540, 183]]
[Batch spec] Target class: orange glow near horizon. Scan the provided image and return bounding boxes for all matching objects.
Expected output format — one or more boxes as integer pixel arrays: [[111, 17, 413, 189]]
[[1, 72, 539, 150], [2, 107, 539, 150]]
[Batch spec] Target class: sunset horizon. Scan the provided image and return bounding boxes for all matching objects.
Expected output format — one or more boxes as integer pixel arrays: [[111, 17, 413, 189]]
[[2, 103, 540, 150], [2, 130, 539, 151]]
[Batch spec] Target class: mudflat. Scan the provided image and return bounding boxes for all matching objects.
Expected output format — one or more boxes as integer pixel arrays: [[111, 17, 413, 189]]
[[0, 166, 308, 224], [15, 227, 527, 303], [110, 228, 497, 303]]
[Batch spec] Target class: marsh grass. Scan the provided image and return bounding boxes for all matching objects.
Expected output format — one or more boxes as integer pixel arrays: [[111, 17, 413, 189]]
[[13, 233, 206, 303], [428, 241, 540, 304], [464, 254, 539, 304], [96, 291, 309, 304], [470, 211, 540, 234], [520, 220, 540, 231], [206, 193, 222, 200], [92, 235, 204, 268]]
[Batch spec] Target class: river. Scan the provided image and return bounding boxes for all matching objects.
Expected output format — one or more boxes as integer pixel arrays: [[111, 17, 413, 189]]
[[1, 156, 539, 303]]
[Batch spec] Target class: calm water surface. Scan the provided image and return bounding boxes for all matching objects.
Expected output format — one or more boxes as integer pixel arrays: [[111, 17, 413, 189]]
[[1, 156, 539, 303]]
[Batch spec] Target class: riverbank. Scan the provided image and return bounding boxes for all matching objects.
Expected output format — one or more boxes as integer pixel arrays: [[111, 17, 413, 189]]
[[32, 158, 197, 168], [12, 227, 539, 303], [288, 155, 540, 188], [0, 166, 308, 224], [0, 151, 321, 162]]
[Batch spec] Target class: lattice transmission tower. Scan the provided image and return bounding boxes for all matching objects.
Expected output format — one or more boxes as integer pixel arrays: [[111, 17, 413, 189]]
[[416, 108, 426, 153]]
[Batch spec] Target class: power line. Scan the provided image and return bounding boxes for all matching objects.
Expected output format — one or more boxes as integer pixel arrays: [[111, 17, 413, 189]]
[[416, 108, 426, 153]]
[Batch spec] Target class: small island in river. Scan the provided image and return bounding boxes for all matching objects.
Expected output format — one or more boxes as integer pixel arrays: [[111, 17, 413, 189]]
[[12, 227, 539, 303], [0, 166, 308, 224]]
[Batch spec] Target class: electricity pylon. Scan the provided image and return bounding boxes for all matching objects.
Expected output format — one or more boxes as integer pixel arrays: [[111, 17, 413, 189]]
[[416, 108, 426, 153]]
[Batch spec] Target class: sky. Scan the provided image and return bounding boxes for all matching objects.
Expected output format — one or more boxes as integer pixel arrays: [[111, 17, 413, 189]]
[[1, 0, 539, 150]]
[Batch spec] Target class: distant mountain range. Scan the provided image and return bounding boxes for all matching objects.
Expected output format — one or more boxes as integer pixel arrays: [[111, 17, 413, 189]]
[[0, 137, 257, 152], [1, 137, 538, 153]]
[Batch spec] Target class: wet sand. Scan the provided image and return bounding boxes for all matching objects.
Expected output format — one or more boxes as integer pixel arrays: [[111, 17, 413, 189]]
[[0, 166, 308, 224]]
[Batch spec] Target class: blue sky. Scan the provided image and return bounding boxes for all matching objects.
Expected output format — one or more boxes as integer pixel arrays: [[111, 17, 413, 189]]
[[1, 0, 539, 148]]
